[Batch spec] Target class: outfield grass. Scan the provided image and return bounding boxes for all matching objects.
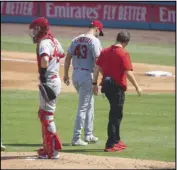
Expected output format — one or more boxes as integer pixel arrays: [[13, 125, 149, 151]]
[[1, 90, 175, 162], [1, 35, 175, 66]]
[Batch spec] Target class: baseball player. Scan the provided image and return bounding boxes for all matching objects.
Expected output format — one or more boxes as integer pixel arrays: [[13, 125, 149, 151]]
[[29, 17, 65, 159], [63, 20, 103, 146]]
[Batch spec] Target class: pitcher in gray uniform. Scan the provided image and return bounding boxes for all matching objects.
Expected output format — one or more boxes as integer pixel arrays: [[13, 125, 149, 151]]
[[29, 17, 65, 158], [64, 20, 104, 146]]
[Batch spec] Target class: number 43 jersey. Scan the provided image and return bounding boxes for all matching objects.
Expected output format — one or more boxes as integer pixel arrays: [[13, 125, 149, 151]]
[[67, 34, 102, 72], [37, 38, 65, 78]]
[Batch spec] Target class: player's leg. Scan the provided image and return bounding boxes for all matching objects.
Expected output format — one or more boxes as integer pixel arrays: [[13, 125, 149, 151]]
[[38, 82, 62, 159], [103, 77, 125, 150], [71, 79, 88, 146], [82, 74, 98, 143], [38, 108, 62, 159], [115, 89, 126, 148], [84, 93, 98, 143], [84, 94, 94, 137]]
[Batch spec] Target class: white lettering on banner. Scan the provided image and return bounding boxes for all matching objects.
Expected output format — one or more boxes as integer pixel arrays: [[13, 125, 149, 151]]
[[112, 6, 117, 20], [160, 7, 175, 23], [46, 2, 100, 19], [103, 5, 117, 20], [160, 7, 168, 22], [103, 5, 111, 20], [75, 7, 81, 18], [168, 10, 175, 23], [27, 2, 33, 16], [46, 3, 53, 17], [5, 2, 33, 16], [118, 6, 146, 21]]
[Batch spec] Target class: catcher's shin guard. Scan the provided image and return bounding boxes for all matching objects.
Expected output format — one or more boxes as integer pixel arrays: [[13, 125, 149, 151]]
[[38, 109, 62, 158]]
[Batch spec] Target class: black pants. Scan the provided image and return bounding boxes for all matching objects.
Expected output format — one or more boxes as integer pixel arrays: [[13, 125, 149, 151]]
[[102, 77, 125, 148]]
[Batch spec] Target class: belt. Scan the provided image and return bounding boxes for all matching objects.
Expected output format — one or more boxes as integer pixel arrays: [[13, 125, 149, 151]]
[[74, 67, 89, 71]]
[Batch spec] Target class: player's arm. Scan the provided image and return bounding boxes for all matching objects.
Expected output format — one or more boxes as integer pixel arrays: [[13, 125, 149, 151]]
[[92, 52, 103, 95], [122, 53, 142, 96], [63, 42, 73, 85], [63, 52, 72, 86], [64, 53, 72, 77], [126, 71, 141, 92], [92, 64, 101, 96], [92, 39, 102, 71], [93, 64, 101, 85], [39, 42, 50, 84], [56, 39, 65, 59], [40, 55, 49, 83]]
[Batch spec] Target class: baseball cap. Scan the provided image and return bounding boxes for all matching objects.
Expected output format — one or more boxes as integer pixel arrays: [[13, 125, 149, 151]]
[[90, 20, 104, 36]]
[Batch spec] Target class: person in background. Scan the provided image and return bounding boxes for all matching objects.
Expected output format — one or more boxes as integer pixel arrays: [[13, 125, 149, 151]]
[[92, 30, 142, 152]]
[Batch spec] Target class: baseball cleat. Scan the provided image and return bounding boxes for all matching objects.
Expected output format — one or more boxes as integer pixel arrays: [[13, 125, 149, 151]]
[[72, 139, 88, 146], [84, 135, 99, 143], [37, 148, 60, 159], [115, 140, 127, 149], [51, 151, 60, 159], [1, 144, 6, 151], [37, 148, 48, 159], [104, 144, 125, 152]]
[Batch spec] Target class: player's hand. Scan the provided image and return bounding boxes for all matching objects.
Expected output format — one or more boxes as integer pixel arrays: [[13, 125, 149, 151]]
[[63, 76, 70, 86], [92, 85, 98, 95], [136, 86, 142, 97]]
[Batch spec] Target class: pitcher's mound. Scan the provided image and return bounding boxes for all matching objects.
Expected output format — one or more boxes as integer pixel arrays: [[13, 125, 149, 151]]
[[1, 152, 175, 169]]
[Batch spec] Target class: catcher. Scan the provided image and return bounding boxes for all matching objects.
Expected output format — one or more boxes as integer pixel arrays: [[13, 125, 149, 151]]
[[29, 17, 65, 159]]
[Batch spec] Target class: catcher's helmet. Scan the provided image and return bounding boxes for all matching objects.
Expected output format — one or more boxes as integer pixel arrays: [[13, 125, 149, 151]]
[[29, 17, 50, 43]]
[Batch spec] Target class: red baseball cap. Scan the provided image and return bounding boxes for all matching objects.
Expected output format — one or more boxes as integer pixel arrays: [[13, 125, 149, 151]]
[[90, 20, 104, 36]]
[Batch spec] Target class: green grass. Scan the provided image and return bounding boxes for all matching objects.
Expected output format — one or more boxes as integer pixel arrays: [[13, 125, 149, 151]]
[[1, 35, 175, 66], [1, 90, 175, 162]]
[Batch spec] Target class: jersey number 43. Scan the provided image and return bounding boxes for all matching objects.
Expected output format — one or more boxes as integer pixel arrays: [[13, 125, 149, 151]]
[[74, 45, 88, 59]]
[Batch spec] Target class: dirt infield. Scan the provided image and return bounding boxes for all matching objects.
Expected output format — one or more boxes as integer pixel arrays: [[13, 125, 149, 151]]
[[1, 23, 175, 169], [1, 51, 175, 94], [1, 152, 175, 169]]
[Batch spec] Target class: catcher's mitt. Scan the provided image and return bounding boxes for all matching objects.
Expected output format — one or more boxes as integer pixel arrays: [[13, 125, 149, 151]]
[[39, 83, 56, 102]]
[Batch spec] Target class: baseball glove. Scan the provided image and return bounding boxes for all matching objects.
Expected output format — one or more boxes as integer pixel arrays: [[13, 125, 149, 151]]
[[39, 83, 56, 102]]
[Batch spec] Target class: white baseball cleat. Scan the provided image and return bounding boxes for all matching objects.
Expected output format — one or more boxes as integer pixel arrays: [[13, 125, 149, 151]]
[[84, 135, 99, 143], [1, 144, 6, 151], [51, 151, 60, 159], [72, 139, 88, 146], [38, 153, 60, 159], [37, 148, 60, 159]]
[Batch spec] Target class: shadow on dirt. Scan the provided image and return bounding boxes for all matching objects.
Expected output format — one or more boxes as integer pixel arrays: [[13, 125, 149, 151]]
[[4, 143, 104, 153], [5, 143, 41, 147], [61, 149, 104, 153]]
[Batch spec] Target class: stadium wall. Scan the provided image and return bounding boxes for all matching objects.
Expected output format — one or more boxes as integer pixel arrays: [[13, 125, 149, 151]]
[[1, 2, 176, 31]]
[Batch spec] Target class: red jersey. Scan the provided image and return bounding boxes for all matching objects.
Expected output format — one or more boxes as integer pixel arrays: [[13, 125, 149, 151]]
[[96, 45, 133, 91]]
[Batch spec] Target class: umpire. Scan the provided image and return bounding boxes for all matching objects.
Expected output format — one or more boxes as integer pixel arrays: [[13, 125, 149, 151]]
[[92, 30, 142, 152]]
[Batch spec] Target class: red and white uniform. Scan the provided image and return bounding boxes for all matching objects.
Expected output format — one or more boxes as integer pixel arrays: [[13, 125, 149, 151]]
[[37, 36, 64, 158], [37, 37, 64, 112]]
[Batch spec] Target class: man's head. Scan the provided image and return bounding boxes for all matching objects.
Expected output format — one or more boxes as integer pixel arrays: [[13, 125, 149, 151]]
[[116, 30, 131, 48], [29, 17, 50, 43], [89, 20, 104, 37]]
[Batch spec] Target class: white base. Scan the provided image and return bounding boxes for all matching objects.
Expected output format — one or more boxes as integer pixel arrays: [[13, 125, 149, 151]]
[[145, 71, 173, 77]]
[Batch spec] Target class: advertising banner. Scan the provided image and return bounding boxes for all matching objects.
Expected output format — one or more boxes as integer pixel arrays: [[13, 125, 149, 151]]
[[1, 2, 176, 31], [40, 2, 152, 22], [1, 2, 37, 16]]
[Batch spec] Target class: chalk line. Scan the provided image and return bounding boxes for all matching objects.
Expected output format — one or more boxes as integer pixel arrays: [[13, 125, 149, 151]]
[[1, 57, 71, 66]]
